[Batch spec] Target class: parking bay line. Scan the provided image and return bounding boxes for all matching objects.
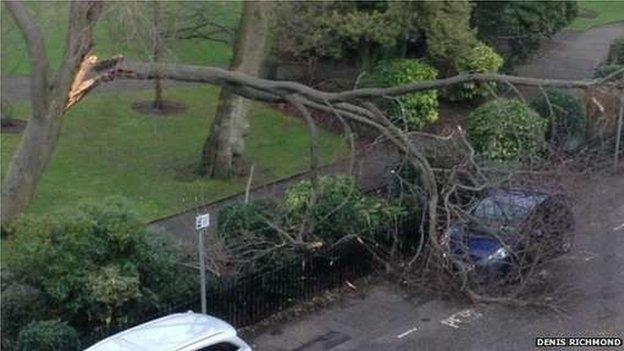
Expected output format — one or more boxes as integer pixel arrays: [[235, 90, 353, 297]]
[[397, 326, 419, 339], [440, 308, 483, 329]]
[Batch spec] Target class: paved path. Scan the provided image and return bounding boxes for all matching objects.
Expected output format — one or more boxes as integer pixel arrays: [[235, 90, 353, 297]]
[[0, 75, 201, 103], [147, 139, 402, 248], [250, 172, 624, 350], [515, 22, 624, 80]]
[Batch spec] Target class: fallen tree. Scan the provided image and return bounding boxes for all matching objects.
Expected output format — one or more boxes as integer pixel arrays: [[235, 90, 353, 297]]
[[110, 61, 622, 312], [106, 60, 622, 242]]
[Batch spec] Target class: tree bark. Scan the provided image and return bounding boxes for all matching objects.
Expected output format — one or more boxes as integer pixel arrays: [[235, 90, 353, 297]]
[[1, 1, 103, 225], [152, 0, 164, 110], [202, 1, 272, 178]]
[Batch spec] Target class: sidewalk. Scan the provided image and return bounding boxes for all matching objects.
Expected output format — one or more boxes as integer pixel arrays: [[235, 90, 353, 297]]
[[248, 283, 451, 351], [147, 139, 401, 248]]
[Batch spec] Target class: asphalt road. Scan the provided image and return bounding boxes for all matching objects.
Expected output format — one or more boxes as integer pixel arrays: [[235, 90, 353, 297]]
[[515, 22, 624, 80], [251, 172, 624, 350]]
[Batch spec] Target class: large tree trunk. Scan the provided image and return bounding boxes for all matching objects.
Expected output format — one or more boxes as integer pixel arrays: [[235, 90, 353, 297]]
[[1, 114, 63, 222], [1, 1, 103, 225], [202, 1, 272, 178]]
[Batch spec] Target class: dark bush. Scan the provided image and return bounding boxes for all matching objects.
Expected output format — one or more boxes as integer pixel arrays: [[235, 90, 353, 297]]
[[217, 200, 281, 244], [5, 197, 193, 336], [530, 89, 587, 150], [473, 1, 578, 68], [593, 64, 623, 79], [607, 37, 624, 65], [284, 176, 405, 244], [216, 200, 293, 272], [1, 267, 15, 291], [1, 284, 48, 339], [16, 320, 81, 351], [468, 98, 547, 161]]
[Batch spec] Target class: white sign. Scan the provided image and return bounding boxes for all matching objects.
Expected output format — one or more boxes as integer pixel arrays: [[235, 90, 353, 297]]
[[195, 213, 210, 230]]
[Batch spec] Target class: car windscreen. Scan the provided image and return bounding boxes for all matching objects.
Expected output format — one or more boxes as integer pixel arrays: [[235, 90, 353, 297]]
[[472, 193, 545, 222]]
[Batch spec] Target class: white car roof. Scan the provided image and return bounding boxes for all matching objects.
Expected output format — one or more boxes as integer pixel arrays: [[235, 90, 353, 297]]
[[85, 312, 237, 351]]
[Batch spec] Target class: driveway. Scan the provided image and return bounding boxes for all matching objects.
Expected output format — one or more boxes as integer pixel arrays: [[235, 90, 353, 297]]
[[250, 172, 624, 350], [514, 22, 624, 80]]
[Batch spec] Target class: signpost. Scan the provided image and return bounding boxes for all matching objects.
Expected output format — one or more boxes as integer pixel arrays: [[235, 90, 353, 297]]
[[195, 213, 210, 314]]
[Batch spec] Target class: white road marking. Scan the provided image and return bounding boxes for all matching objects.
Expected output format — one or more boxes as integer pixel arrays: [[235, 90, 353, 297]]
[[440, 308, 483, 329], [566, 250, 598, 262], [397, 326, 419, 339], [613, 222, 624, 231]]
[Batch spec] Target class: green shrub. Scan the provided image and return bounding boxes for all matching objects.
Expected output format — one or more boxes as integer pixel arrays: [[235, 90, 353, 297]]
[[1, 267, 15, 291], [468, 99, 547, 161], [376, 59, 439, 130], [284, 176, 404, 243], [445, 42, 504, 102], [5, 197, 193, 335], [607, 37, 624, 65], [16, 320, 80, 351], [216, 200, 293, 272], [217, 200, 281, 244], [593, 64, 624, 79], [1, 284, 48, 338], [530, 89, 587, 150], [473, 1, 578, 68]]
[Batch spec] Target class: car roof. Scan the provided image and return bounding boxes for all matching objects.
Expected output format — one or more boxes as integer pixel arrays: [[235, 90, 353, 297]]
[[85, 312, 237, 351], [484, 188, 549, 209]]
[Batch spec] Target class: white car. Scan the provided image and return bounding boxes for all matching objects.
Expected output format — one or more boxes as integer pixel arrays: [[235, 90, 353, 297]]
[[85, 312, 252, 351]]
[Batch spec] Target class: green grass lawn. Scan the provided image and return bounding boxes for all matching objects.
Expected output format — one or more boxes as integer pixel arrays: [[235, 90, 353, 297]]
[[1, 87, 347, 221], [567, 1, 624, 31], [1, 1, 241, 75]]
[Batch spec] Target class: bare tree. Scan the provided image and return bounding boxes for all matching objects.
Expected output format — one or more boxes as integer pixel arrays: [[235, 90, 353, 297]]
[[1, 1, 119, 225], [151, 0, 164, 111], [201, 1, 272, 179]]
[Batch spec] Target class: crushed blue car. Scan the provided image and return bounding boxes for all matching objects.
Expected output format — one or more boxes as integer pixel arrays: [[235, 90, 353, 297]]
[[445, 188, 575, 283]]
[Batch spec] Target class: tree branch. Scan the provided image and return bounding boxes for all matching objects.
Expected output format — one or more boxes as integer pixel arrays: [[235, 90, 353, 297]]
[[53, 1, 104, 103], [108, 62, 620, 108], [5, 0, 49, 119]]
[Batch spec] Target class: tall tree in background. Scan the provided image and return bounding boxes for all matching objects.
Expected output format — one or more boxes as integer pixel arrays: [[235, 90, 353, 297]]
[[472, 1, 578, 68], [1, 1, 112, 225], [202, 1, 272, 179], [271, 1, 477, 77], [151, 0, 164, 110], [419, 0, 477, 75], [103, 1, 235, 113]]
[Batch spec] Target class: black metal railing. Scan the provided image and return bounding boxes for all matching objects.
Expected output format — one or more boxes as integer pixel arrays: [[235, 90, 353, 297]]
[[85, 215, 420, 346], [201, 241, 373, 327], [83, 242, 374, 346]]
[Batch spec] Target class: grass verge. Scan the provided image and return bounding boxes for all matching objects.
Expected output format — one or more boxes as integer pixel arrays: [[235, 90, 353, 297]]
[[567, 1, 624, 31], [1, 86, 347, 221], [1, 1, 241, 75]]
